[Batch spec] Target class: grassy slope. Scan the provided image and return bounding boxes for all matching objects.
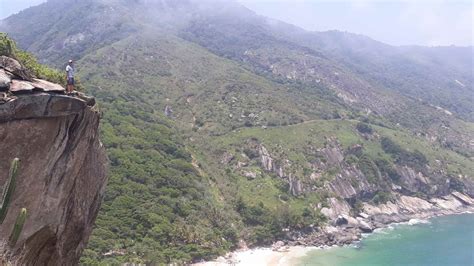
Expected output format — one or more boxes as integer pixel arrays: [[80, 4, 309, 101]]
[[79, 32, 347, 135], [268, 29, 474, 121], [194, 119, 473, 212], [202, 119, 473, 179], [181, 17, 474, 157]]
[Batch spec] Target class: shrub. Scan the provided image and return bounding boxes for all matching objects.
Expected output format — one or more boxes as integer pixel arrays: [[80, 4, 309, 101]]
[[381, 137, 428, 171], [356, 122, 373, 134], [358, 155, 380, 183], [372, 191, 392, 205], [344, 154, 359, 165], [375, 159, 401, 182], [243, 148, 259, 159]]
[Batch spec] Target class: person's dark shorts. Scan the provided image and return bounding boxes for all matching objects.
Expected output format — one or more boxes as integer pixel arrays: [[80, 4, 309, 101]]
[[67, 77, 75, 85]]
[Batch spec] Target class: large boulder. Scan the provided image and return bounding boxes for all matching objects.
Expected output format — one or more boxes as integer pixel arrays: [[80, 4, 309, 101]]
[[9, 80, 35, 92], [30, 78, 65, 92], [0, 69, 12, 89], [0, 56, 32, 81], [0, 56, 65, 94]]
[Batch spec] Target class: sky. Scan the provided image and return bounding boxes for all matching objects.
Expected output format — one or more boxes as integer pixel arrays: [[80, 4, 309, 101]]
[[0, 0, 45, 19], [238, 0, 473, 46], [0, 0, 472, 46]]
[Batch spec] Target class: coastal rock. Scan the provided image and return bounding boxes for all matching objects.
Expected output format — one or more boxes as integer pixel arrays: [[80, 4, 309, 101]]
[[363, 195, 433, 217], [356, 218, 373, 233], [271, 241, 285, 251], [451, 191, 474, 205], [430, 195, 463, 210], [335, 214, 362, 230], [321, 197, 351, 222], [335, 215, 348, 226]]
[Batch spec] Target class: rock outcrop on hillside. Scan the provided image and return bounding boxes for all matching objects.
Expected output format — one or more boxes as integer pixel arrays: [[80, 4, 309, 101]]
[[0, 56, 107, 265], [224, 135, 474, 248]]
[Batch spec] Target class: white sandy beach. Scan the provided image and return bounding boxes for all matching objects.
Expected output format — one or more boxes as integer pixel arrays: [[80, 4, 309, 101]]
[[195, 211, 474, 266], [194, 246, 316, 266]]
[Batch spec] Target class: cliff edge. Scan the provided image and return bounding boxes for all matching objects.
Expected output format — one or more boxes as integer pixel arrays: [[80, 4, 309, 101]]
[[0, 56, 108, 265]]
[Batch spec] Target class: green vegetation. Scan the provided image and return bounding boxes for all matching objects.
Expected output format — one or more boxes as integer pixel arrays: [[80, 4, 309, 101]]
[[1, 1, 472, 264], [9, 208, 27, 246], [81, 98, 236, 264], [235, 199, 323, 245], [381, 137, 428, 171], [0, 33, 63, 84], [358, 155, 380, 184], [372, 191, 392, 205], [356, 122, 373, 134], [0, 158, 19, 224], [375, 158, 401, 182]]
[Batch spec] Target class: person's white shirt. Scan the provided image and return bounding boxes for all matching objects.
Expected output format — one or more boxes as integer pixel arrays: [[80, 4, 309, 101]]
[[66, 64, 74, 78]]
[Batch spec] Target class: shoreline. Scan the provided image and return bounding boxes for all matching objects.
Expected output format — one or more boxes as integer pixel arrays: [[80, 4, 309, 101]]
[[194, 193, 474, 266], [193, 246, 318, 266]]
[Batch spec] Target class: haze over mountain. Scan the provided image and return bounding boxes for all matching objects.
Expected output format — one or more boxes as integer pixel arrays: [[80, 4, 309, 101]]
[[0, 0, 473, 264], [1, 0, 473, 46], [239, 0, 474, 47]]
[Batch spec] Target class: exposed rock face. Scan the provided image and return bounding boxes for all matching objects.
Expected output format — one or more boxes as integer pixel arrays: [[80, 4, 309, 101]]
[[0, 57, 107, 265], [240, 136, 474, 249], [288, 192, 474, 247], [258, 145, 274, 172], [320, 197, 351, 222]]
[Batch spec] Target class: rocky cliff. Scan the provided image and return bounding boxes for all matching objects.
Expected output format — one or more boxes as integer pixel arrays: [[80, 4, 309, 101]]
[[218, 131, 474, 248], [0, 56, 107, 265]]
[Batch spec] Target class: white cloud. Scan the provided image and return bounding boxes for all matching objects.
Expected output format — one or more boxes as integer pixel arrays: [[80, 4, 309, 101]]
[[397, 1, 473, 46], [239, 0, 473, 46]]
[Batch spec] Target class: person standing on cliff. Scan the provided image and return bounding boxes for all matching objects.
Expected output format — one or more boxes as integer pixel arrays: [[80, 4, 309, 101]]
[[65, 59, 75, 94]]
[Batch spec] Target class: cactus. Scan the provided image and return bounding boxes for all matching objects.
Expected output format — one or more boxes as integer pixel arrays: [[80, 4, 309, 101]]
[[9, 208, 27, 246], [0, 158, 19, 224]]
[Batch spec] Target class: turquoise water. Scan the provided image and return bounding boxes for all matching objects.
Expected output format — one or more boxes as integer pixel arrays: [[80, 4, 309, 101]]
[[298, 213, 474, 266]]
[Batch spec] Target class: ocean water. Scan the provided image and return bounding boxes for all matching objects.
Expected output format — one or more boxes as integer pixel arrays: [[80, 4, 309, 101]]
[[298, 213, 474, 266]]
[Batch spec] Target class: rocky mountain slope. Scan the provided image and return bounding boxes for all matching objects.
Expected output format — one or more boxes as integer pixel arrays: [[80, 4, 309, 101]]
[[0, 0, 472, 264], [0, 55, 107, 264]]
